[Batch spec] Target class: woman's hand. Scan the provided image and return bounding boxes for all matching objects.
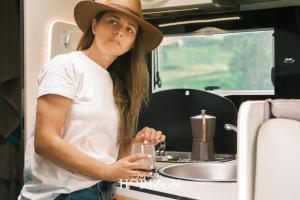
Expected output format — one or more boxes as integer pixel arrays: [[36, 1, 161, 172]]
[[105, 154, 153, 182], [117, 127, 166, 161], [132, 127, 166, 145]]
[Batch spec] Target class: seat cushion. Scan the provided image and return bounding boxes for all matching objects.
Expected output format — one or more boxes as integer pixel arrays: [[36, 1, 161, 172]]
[[255, 118, 300, 200], [269, 99, 300, 121]]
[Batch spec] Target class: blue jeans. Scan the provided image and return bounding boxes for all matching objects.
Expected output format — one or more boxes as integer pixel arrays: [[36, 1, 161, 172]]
[[55, 181, 114, 200]]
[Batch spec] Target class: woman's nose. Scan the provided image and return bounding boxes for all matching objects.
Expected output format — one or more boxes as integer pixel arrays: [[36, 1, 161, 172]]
[[114, 27, 125, 38], [115, 31, 123, 37]]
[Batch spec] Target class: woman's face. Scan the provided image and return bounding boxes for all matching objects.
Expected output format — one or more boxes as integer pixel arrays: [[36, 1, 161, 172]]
[[92, 11, 138, 57]]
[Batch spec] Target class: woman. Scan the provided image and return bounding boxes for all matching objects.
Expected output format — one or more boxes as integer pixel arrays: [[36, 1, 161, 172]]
[[19, 0, 164, 199]]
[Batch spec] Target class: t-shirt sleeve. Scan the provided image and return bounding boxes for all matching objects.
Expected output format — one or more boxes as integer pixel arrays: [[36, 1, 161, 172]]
[[37, 54, 81, 99]]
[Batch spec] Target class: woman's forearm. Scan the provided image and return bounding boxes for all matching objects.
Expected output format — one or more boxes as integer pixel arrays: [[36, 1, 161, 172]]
[[35, 132, 111, 180]]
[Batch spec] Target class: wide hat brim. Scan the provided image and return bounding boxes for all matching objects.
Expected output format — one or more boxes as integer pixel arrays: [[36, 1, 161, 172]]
[[74, 1, 163, 53]]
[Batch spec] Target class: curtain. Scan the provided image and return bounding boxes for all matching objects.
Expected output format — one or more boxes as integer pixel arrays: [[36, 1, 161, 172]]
[[0, 0, 23, 199]]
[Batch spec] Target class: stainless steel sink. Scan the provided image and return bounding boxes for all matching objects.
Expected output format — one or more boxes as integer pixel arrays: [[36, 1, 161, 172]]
[[158, 162, 237, 182]]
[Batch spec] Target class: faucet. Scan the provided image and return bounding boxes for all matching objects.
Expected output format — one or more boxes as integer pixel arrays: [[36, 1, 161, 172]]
[[224, 124, 237, 133]]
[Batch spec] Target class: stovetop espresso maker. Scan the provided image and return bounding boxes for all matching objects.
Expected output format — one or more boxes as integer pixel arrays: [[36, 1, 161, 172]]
[[190, 110, 216, 161]]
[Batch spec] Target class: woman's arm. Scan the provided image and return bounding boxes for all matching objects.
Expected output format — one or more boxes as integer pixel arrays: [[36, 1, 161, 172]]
[[34, 94, 151, 181], [34, 94, 112, 179]]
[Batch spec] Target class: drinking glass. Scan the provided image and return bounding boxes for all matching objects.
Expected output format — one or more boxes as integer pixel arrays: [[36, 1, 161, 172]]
[[131, 143, 157, 179]]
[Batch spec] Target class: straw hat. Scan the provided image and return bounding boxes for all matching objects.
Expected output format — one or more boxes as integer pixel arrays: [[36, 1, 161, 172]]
[[74, 0, 163, 53]]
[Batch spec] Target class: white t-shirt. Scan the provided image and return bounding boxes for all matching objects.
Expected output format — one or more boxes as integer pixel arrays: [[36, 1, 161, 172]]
[[19, 51, 120, 200]]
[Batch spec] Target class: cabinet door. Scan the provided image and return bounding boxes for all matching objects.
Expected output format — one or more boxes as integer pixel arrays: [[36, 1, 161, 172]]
[[115, 194, 136, 200]]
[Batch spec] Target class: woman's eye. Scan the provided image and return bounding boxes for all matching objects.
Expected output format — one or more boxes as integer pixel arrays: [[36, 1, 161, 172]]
[[109, 20, 118, 25], [127, 27, 134, 34]]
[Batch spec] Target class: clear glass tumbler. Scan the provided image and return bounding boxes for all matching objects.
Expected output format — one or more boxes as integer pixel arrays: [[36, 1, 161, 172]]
[[131, 143, 157, 179]]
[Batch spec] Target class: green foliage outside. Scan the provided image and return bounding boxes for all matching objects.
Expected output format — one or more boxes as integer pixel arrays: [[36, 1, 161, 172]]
[[154, 30, 274, 92]]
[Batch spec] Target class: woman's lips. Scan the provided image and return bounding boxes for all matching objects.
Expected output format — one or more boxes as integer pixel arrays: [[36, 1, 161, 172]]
[[109, 39, 121, 47]]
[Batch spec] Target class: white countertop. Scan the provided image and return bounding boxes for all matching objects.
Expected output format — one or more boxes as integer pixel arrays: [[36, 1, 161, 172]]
[[115, 162, 238, 200]]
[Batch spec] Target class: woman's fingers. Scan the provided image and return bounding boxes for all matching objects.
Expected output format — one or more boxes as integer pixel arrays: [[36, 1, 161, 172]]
[[159, 134, 166, 143], [135, 131, 145, 140], [149, 128, 157, 142], [129, 169, 151, 178], [119, 173, 149, 182], [133, 127, 166, 145], [126, 153, 151, 162], [142, 127, 164, 143], [121, 167, 151, 181], [154, 131, 162, 142], [112, 152, 154, 181], [128, 162, 152, 171], [142, 127, 152, 141], [150, 130, 165, 145]]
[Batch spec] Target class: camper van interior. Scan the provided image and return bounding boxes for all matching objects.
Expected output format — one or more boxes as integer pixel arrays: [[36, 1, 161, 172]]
[[1, 0, 300, 200]]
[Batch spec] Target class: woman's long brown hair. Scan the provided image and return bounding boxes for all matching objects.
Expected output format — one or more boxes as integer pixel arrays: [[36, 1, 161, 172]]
[[77, 12, 149, 150]]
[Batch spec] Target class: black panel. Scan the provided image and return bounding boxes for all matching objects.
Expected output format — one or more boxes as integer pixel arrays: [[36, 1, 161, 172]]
[[274, 29, 300, 98], [138, 89, 237, 154]]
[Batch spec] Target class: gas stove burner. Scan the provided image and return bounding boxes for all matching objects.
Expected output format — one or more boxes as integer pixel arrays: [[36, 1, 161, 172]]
[[156, 151, 235, 163]]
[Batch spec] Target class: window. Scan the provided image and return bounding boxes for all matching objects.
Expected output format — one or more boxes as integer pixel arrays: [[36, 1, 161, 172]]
[[152, 29, 274, 95]]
